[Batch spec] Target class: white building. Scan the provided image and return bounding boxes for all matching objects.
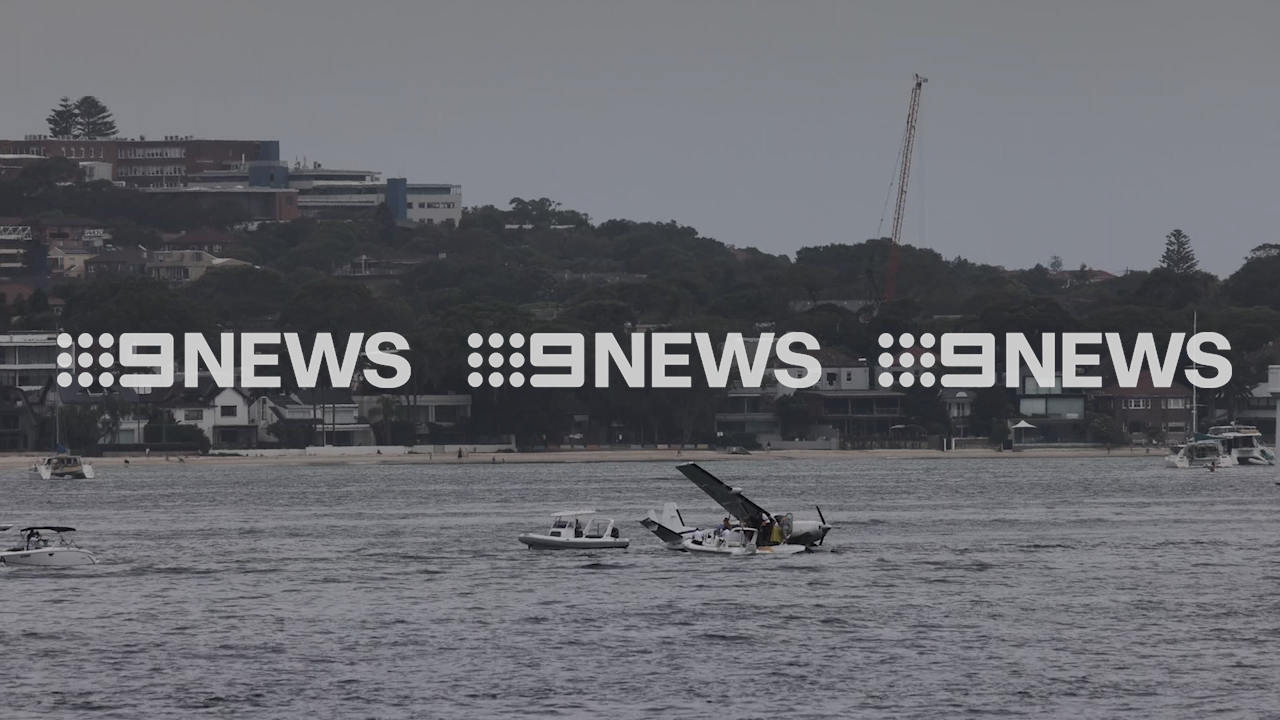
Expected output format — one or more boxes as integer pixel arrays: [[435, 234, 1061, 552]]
[[167, 386, 259, 449], [252, 389, 375, 446], [0, 332, 59, 391], [188, 162, 462, 226]]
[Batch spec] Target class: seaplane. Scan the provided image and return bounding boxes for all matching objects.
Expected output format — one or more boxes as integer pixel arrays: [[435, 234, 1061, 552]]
[[640, 463, 834, 551]]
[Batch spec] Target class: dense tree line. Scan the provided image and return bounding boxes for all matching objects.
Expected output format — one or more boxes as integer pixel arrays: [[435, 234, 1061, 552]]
[[4, 164, 1279, 445]]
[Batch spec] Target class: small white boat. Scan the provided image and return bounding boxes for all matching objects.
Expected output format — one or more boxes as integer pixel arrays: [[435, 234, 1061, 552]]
[[0, 526, 98, 567], [682, 527, 810, 557], [1164, 439, 1231, 469], [518, 511, 630, 550], [31, 455, 95, 480], [1206, 423, 1277, 466]]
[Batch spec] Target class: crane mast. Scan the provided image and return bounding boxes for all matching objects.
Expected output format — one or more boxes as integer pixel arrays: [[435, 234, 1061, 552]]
[[884, 74, 927, 303]]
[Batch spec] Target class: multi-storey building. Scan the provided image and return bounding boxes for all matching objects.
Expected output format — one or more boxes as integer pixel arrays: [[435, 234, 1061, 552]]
[[188, 162, 462, 225], [0, 332, 60, 391], [0, 135, 279, 188]]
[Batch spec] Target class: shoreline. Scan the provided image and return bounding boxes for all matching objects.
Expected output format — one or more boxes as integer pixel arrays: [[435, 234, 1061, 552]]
[[0, 447, 1167, 470]]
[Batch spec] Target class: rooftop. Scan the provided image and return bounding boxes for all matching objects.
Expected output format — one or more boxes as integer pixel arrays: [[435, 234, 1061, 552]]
[[1097, 372, 1193, 398]]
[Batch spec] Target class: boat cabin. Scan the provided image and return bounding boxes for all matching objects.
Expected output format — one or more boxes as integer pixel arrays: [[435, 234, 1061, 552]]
[[716, 527, 757, 549], [546, 510, 598, 539], [581, 518, 621, 540], [5, 526, 79, 552]]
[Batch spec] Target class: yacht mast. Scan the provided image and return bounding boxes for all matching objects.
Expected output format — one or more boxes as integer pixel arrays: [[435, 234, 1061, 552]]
[[1190, 311, 1197, 436]]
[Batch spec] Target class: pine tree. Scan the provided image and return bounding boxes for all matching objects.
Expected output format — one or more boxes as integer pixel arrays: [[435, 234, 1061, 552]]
[[1159, 229, 1198, 275], [73, 96, 118, 139], [46, 97, 78, 138], [1048, 255, 1064, 273]]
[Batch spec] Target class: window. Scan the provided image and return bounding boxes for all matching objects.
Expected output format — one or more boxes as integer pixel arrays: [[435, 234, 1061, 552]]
[[220, 405, 237, 418], [1122, 398, 1150, 410], [825, 372, 837, 386], [1164, 398, 1187, 410], [184, 409, 204, 421], [845, 371, 852, 382], [418, 202, 425, 208], [406, 202, 413, 210]]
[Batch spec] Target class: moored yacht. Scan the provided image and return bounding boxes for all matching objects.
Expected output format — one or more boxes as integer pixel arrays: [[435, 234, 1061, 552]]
[[1205, 424, 1276, 466], [31, 455, 95, 480], [518, 511, 630, 550], [0, 526, 98, 566], [1164, 439, 1231, 469]]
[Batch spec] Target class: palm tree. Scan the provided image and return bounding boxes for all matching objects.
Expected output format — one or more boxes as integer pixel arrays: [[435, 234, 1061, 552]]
[[367, 396, 402, 445]]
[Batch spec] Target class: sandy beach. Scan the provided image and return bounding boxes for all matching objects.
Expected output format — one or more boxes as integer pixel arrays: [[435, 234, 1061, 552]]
[[0, 446, 1163, 471]]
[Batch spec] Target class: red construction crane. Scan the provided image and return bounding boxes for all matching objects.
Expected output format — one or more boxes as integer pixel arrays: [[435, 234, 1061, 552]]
[[883, 74, 927, 303]]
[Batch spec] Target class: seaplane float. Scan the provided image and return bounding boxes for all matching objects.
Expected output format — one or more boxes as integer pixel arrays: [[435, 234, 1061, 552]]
[[683, 526, 808, 557], [518, 510, 630, 550], [640, 463, 833, 553], [0, 526, 98, 567]]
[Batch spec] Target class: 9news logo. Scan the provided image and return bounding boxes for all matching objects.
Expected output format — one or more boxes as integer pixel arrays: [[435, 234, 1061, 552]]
[[56, 333, 120, 388], [53, 332, 413, 389], [875, 331, 1234, 390]]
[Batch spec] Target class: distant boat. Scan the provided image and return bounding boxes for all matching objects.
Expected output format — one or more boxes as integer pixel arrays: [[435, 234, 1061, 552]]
[[31, 455, 95, 480], [30, 398, 96, 480], [1205, 423, 1276, 466], [1164, 439, 1230, 469]]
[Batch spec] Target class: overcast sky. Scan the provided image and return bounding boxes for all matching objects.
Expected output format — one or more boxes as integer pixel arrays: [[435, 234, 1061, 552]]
[[2, 1, 1276, 276]]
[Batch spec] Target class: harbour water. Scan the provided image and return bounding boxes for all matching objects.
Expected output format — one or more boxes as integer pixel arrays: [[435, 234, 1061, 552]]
[[4, 457, 1278, 718]]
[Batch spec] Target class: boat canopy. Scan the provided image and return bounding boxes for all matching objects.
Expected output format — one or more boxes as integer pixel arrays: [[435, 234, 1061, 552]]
[[19, 526, 76, 533]]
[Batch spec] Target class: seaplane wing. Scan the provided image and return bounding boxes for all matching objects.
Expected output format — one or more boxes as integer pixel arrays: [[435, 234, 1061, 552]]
[[676, 463, 769, 523]]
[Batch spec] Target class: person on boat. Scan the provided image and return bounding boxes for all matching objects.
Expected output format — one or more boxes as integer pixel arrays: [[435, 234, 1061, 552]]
[[692, 528, 704, 545], [722, 517, 732, 532], [25, 530, 40, 550], [574, 518, 583, 538]]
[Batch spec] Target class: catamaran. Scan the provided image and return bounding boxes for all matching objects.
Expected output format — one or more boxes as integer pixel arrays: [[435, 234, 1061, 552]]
[[1205, 423, 1276, 466], [30, 399, 96, 479], [518, 511, 630, 550], [0, 526, 98, 566], [31, 454, 95, 480]]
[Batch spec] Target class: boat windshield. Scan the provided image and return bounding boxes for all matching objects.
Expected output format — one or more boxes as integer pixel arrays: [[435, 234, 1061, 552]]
[[551, 519, 571, 529], [584, 519, 610, 538]]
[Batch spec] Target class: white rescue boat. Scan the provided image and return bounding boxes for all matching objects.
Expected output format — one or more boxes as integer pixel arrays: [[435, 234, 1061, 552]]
[[518, 511, 630, 550]]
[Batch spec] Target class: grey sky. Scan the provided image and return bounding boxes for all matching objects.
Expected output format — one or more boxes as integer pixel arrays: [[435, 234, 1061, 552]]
[[3, 1, 1276, 276]]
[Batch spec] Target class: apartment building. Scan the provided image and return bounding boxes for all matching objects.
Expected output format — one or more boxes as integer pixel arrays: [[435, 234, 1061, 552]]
[[0, 332, 60, 391], [0, 135, 279, 188]]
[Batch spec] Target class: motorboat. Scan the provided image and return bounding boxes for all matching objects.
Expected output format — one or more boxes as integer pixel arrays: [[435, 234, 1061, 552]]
[[1164, 439, 1231, 469], [1205, 424, 1276, 466], [31, 455, 95, 480], [0, 526, 98, 566], [518, 511, 630, 550], [682, 527, 808, 557]]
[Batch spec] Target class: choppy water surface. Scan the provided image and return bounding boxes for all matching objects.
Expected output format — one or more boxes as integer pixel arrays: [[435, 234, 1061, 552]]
[[3, 456, 1279, 718]]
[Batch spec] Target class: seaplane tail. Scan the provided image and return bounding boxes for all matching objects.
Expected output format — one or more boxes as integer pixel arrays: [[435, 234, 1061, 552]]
[[639, 502, 695, 551]]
